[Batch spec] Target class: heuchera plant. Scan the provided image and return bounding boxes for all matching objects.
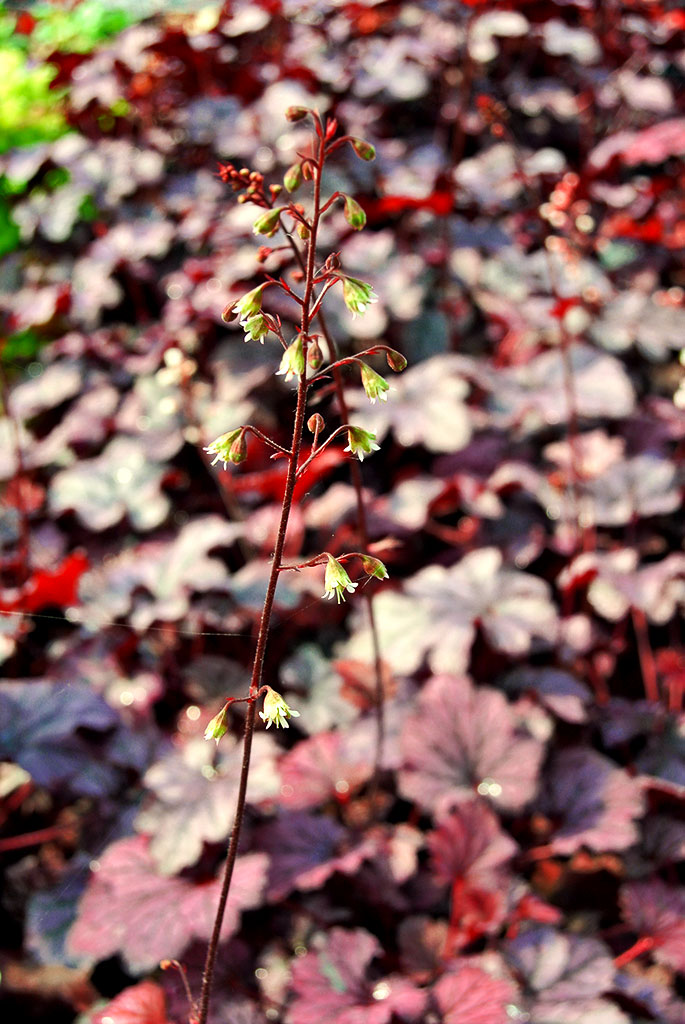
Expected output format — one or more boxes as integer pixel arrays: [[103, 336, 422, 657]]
[[192, 109, 403, 1024]]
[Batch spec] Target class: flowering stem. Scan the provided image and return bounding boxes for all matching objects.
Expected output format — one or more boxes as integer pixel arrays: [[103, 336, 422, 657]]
[[197, 129, 326, 1024], [283, 181, 388, 804]]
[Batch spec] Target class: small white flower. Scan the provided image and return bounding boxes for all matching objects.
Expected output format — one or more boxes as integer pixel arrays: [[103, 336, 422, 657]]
[[323, 554, 358, 603], [344, 426, 381, 462], [259, 688, 301, 729]]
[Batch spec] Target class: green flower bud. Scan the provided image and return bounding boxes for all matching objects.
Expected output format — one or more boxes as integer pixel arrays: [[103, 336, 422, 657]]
[[229, 432, 248, 464], [343, 195, 367, 230], [385, 348, 407, 372], [277, 335, 305, 382], [360, 362, 390, 404], [285, 106, 309, 122], [253, 207, 284, 237], [350, 137, 376, 161], [284, 162, 303, 193], [307, 335, 323, 369], [204, 706, 228, 745], [361, 555, 389, 580], [344, 426, 381, 462]]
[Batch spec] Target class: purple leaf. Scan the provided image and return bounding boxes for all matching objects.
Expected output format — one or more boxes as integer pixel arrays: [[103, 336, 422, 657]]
[[346, 548, 558, 675], [503, 668, 593, 724], [75, 516, 240, 631], [0, 680, 125, 797], [399, 675, 545, 813], [346, 355, 473, 453], [559, 551, 685, 624], [136, 734, 279, 875], [49, 437, 170, 532], [255, 812, 377, 901], [504, 927, 617, 1002], [287, 927, 426, 1024], [68, 836, 267, 972], [485, 344, 635, 428], [620, 880, 685, 972], [537, 748, 645, 855]]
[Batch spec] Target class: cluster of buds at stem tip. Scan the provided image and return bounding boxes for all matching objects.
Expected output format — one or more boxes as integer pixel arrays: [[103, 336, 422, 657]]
[[205, 427, 247, 468], [360, 362, 390, 403], [341, 276, 378, 318], [344, 426, 380, 462], [277, 335, 305, 382], [259, 687, 300, 729]]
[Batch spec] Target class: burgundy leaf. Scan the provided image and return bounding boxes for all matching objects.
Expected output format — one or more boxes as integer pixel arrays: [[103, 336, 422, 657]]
[[68, 836, 267, 972], [432, 964, 517, 1024], [278, 731, 373, 810], [399, 675, 545, 813], [620, 880, 685, 972], [428, 800, 517, 888], [91, 980, 171, 1024]]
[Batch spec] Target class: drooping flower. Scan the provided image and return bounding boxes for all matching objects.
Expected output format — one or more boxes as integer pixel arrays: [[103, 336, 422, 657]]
[[204, 706, 228, 745], [204, 428, 246, 469], [259, 687, 301, 729], [341, 277, 378, 318], [323, 555, 358, 603], [359, 362, 390, 403], [277, 336, 305, 382], [242, 313, 270, 344], [233, 284, 267, 325], [344, 426, 380, 462]]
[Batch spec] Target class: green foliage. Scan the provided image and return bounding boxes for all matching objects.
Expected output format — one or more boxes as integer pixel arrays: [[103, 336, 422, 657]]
[[12, 1, 133, 55], [0, 47, 68, 153]]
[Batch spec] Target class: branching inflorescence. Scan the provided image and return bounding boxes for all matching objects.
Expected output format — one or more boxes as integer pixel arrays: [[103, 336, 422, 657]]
[[193, 108, 406, 1024]]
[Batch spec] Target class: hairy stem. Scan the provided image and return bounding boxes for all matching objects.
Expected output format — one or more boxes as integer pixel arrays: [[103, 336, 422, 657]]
[[197, 131, 325, 1024]]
